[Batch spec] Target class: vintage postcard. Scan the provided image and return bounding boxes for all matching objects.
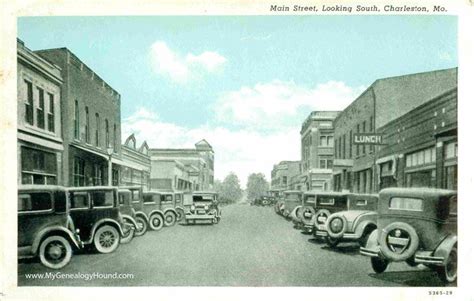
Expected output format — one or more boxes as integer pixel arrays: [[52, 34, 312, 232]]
[[1, 0, 473, 300]]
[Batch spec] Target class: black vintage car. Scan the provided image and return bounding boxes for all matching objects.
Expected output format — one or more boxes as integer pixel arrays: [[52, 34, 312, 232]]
[[185, 191, 221, 224], [18, 185, 82, 269], [68, 187, 125, 254], [360, 188, 457, 283], [311, 192, 350, 238], [252, 196, 275, 206]]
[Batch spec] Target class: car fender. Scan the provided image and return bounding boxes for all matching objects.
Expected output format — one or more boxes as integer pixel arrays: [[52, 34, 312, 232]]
[[121, 214, 138, 229], [434, 234, 457, 265], [134, 211, 149, 224], [175, 206, 185, 212], [353, 220, 377, 239], [87, 219, 124, 244], [149, 209, 165, 219], [164, 208, 178, 216], [31, 226, 81, 254], [365, 228, 379, 250]]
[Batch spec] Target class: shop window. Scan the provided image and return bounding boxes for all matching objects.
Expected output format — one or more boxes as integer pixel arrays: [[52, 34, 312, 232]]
[[406, 170, 436, 188], [93, 164, 103, 186], [444, 165, 457, 190], [21, 147, 57, 185], [73, 157, 85, 187], [444, 142, 457, 160], [24, 80, 34, 125], [406, 147, 436, 168]]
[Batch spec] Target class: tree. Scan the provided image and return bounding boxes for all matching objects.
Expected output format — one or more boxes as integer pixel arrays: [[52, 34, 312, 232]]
[[246, 173, 269, 203], [215, 172, 243, 204]]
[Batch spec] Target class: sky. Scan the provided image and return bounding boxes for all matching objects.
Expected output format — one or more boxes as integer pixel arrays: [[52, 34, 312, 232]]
[[17, 16, 457, 186]]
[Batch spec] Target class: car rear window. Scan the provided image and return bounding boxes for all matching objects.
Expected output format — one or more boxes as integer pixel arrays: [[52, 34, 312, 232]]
[[70, 192, 89, 209], [319, 196, 335, 206], [389, 197, 423, 211], [91, 191, 114, 208], [18, 193, 53, 212], [355, 199, 367, 206]]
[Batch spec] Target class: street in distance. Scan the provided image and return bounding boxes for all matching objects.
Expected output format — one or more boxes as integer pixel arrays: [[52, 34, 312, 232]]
[[270, 5, 444, 13]]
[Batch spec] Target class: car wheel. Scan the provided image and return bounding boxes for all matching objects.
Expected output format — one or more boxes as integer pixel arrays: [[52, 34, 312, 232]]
[[120, 224, 135, 244], [94, 225, 120, 254], [134, 216, 147, 236], [39, 235, 73, 269], [379, 222, 419, 262], [175, 208, 185, 221], [149, 214, 164, 231], [371, 257, 389, 274], [326, 236, 339, 248], [164, 211, 177, 227], [436, 245, 457, 283]]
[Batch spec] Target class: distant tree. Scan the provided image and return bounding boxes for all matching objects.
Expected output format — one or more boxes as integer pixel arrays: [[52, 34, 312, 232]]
[[246, 173, 269, 203], [215, 172, 243, 204]]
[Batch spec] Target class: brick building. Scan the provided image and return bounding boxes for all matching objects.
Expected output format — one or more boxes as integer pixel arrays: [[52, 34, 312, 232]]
[[270, 161, 301, 194], [332, 68, 457, 193], [17, 39, 64, 185], [120, 134, 151, 190], [149, 140, 214, 191], [300, 111, 339, 191], [36, 47, 122, 186]]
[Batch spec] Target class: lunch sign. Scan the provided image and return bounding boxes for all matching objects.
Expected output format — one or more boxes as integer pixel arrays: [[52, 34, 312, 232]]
[[353, 133, 384, 145]]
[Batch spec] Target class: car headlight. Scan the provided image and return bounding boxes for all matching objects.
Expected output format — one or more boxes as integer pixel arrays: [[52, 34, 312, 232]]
[[330, 217, 344, 233], [204, 205, 209, 211], [191, 205, 195, 211]]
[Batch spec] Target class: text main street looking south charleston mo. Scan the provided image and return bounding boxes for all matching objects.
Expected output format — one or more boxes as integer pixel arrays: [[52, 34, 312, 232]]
[[14, 15, 458, 290], [269, 4, 445, 13]]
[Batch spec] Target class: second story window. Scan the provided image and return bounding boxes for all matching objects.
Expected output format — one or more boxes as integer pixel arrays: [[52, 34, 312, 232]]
[[47, 93, 54, 132], [95, 113, 100, 147], [37, 88, 45, 129], [85, 106, 90, 143], [105, 119, 109, 148], [74, 100, 79, 140], [24, 80, 34, 125], [113, 124, 117, 152]]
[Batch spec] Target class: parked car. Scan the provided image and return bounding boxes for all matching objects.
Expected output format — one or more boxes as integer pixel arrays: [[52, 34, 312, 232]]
[[117, 189, 140, 243], [252, 196, 275, 206], [279, 190, 303, 218], [292, 190, 318, 232], [185, 191, 221, 224], [152, 189, 187, 226], [18, 185, 82, 269], [311, 192, 350, 238], [120, 185, 148, 236], [67, 186, 125, 254], [360, 188, 457, 283], [142, 191, 167, 231], [323, 193, 379, 247], [173, 190, 189, 221], [274, 197, 284, 214]]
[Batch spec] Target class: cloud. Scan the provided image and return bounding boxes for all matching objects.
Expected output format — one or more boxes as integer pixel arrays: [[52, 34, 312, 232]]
[[150, 41, 226, 83], [214, 80, 365, 131], [123, 80, 364, 187], [122, 108, 300, 187]]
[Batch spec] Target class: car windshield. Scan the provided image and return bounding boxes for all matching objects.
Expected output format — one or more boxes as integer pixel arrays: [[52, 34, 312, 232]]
[[193, 196, 213, 202], [285, 193, 300, 202]]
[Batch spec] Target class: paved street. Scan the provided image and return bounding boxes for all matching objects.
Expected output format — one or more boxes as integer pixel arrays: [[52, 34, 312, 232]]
[[18, 204, 450, 287]]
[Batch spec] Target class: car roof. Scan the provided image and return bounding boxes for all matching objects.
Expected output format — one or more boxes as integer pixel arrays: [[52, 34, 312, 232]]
[[67, 186, 117, 191], [379, 187, 456, 198], [19, 185, 67, 191], [193, 191, 217, 195], [118, 189, 132, 193], [304, 190, 349, 196], [283, 190, 302, 194], [349, 193, 379, 198]]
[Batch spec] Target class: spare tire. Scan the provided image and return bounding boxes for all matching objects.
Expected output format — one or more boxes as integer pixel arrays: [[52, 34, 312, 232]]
[[379, 222, 419, 262], [326, 215, 347, 239], [314, 209, 331, 226], [298, 206, 316, 220]]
